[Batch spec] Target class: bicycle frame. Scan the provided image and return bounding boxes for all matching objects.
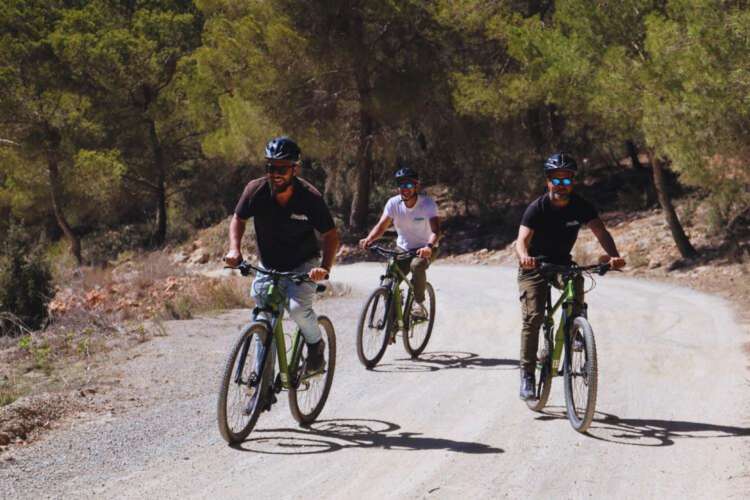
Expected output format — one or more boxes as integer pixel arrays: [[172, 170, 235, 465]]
[[544, 277, 577, 375], [234, 277, 306, 391], [384, 258, 415, 331]]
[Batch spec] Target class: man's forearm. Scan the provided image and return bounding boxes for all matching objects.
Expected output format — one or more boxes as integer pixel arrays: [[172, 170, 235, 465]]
[[366, 221, 388, 243], [229, 215, 246, 253], [596, 230, 620, 257], [515, 239, 529, 259], [427, 218, 441, 247], [320, 229, 340, 271]]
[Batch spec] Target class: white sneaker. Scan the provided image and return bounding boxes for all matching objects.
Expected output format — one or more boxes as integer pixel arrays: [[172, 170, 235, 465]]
[[411, 301, 428, 320]]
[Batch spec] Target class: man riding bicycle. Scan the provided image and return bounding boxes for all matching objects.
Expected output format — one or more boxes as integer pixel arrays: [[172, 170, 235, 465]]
[[224, 136, 339, 377], [516, 153, 625, 400], [359, 166, 441, 319]]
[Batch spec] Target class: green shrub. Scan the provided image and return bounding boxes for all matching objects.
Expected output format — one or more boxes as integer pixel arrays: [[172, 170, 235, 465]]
[[0, 225, 54, 335]]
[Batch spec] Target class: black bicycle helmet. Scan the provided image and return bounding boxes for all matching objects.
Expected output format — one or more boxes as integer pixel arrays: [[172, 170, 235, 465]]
[[264, 136, 301, 162], [543, 152, 577, 174], [394, 166, 419, 183]]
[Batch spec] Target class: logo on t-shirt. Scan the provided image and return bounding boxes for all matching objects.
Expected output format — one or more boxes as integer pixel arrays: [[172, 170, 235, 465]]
[[566, 220, 580, 227], [414, 217, 425, 221], [290, 213, 309, 221]]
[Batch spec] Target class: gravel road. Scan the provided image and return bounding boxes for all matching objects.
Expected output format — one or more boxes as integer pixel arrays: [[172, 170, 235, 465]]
[[2, 263, 749, 499]]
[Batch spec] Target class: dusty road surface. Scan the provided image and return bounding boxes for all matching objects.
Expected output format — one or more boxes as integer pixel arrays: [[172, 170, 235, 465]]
[[2, 263, 749, 499]]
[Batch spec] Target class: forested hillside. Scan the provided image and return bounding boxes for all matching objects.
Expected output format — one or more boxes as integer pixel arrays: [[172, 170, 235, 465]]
[[2, 0, 750, 330]]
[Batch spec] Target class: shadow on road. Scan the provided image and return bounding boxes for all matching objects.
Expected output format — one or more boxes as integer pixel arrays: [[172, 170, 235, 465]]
[[231, 418, 505, 455], [372, 351, 518, 373], [536, 407, 750, 446]]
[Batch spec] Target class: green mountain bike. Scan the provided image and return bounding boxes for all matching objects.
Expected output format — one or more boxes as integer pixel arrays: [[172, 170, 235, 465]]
[[217, 261, 336, 444], [356, 244, 436, 369], [526, 259, 613, 433]]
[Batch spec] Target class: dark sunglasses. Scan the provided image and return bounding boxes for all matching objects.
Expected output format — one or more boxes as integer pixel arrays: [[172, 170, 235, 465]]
[[550, 177, 573, 186], [266, 163, 293, 175], [398, 181, 416, 190]]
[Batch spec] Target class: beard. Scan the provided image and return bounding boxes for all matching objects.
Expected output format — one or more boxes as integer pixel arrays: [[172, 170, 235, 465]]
[[550, 190, 571, 203], [400, 191, 417, 202], [270, 176, 293, 194]]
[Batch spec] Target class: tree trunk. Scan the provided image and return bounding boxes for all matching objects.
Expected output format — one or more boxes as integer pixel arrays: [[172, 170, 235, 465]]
[[46, 150, 82, 265], [647, 151, 697, 259], [348, 12, 374, 232], [626, 139, 656, 206], [349, 107, 374, 231], [625, 140, 643, 169], [148, 118, 167, 246]]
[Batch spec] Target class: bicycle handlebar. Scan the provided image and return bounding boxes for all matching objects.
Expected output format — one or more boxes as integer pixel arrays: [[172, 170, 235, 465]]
[[226, 261, 328, 289], [534, 256, 612, 277], [367, 244, 418, 260]]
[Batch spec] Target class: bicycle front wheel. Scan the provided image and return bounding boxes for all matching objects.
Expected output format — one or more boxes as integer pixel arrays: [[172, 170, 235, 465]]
[[217, 323, 272, 444], [402, 282, 436, 358], [356, 286, 392, 368], [289, 315, 336, 425], [563, 317, 598, 432]]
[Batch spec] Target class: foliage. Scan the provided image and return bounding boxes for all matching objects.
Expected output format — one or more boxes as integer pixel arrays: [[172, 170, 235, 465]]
[[0, 225, 54, 335], [1, 0, 750, 264]]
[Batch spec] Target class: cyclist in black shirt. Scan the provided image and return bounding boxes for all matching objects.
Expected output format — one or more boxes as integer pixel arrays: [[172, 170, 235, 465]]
[[224, 137, 339, 376], [515, 153, 625, 400]]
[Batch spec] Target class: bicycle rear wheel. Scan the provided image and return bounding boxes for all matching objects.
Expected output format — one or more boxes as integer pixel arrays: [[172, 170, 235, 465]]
[[563, 317, 598, 432], [289, 315, 336, 425], [402, 282, 436, 358], [217, 323, 272, 444], [356, 286, 391, 368]]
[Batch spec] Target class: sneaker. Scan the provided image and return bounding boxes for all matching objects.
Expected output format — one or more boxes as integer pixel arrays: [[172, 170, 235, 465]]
[[304, 340, 326, 377], [411, 301, 428, 321], [519, 370, 536, 400]]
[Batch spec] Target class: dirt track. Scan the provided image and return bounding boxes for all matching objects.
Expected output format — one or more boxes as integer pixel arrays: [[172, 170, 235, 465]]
[[2, 263, 749, 499]]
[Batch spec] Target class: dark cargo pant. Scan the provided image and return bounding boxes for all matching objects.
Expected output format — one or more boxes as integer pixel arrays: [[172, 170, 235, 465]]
[[518, 267, 584, 373], [396, 249, 437, 303]]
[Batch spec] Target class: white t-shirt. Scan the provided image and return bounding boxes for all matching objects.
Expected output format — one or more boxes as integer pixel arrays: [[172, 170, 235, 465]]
[[384, 194, 439, 250]]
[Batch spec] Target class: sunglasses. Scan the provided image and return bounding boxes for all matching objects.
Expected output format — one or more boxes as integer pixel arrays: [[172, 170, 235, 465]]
[[398, 182, 416, 190], [549, 177, 573, 186], [266, 163, 294, 175]]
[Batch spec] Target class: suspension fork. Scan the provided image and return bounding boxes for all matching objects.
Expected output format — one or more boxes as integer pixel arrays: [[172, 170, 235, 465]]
[[234, 319, 272, 386]]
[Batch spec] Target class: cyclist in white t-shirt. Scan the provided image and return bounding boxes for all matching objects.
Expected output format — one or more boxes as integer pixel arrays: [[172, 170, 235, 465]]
[[359, 166, 441, 319]]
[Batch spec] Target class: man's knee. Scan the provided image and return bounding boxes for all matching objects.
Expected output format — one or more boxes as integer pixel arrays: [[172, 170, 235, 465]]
[[288, 300, 315, 321]]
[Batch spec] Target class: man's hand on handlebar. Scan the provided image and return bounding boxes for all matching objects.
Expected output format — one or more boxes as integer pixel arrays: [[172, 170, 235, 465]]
[[600, 254, 626, 270], [308, 267, 329, 282], [519, 255, 537, 269], [416, 246, 432, 259], [223, 250, 242, 268], [359, 237, 372, 249]]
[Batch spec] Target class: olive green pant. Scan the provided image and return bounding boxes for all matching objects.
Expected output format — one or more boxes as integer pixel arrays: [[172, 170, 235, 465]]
[[396, 249, 437, 303], [518, 268, 584, 373]]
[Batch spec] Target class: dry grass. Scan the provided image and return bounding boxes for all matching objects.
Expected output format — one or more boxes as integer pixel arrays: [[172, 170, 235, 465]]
[[158, 276, 252, 320]]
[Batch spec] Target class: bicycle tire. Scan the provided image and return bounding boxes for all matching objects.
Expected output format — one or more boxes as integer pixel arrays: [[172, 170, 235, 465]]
[[289, 316, 336, 424], [217, 323, 272, 444], [355, 286, 392, 369], [563, 316, 598, 432], [402, 282, 436, 358]]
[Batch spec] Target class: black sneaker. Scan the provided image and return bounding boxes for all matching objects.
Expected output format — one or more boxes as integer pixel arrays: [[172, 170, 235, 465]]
[[304, 340, 326, 377], [519, 370, 536, 400]]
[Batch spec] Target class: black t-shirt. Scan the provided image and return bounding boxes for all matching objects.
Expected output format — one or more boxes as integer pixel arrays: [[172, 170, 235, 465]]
[[520, 193, 598, 264], [234, 177, 335, 271]]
